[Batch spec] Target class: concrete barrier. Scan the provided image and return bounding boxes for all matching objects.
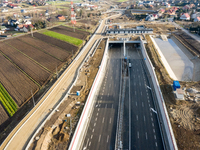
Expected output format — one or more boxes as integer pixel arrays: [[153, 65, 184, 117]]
[[140, 37, 178, 150], [149, 35, 178, 80], [68, 39, 109, 150]]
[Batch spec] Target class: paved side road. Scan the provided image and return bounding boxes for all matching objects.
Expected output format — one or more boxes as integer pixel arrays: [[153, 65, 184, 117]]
[[0, 19, 106, 150]]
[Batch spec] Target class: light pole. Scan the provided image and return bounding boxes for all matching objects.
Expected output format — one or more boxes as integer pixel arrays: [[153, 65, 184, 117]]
[[66, 114, 72, 135]]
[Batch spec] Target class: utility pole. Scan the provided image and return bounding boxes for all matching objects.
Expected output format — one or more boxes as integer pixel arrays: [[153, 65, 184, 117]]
[[31, 90, 35, 107]]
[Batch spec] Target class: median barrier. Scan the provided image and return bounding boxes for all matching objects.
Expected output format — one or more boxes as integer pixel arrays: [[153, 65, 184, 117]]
[[69, 39, 109, 150], [140, 37, 178, 150]]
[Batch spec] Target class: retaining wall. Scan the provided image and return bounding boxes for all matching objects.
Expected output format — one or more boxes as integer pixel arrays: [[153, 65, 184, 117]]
[[68, 39, 109, 150], [140, 37, 178, 150]]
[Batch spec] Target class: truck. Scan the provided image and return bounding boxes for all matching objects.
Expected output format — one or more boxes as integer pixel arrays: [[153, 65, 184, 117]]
[[129, 63, 131, 68]]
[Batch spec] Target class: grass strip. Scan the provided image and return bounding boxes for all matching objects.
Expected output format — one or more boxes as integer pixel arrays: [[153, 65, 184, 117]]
[[0, 83, 17, 116], [42, 30, 83, 46]]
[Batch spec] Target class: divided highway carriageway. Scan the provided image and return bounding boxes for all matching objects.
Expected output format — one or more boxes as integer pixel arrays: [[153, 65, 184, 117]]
[[81, 43, 164, 150]]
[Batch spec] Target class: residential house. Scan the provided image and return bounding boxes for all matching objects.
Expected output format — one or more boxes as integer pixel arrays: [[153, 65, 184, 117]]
[[180, 13, 190, 20], [145, 14, 158, 21], [56, 15, 65, 21], [166, 3, 171, 8], [8, 19, 20, 26], [15, 24, 34, 32], [194, 16, 200, 22], [167, 9, 176, 15], [189, 4, 195, 8], [183, 5, 190, 10], [159, 8, 165, 14]]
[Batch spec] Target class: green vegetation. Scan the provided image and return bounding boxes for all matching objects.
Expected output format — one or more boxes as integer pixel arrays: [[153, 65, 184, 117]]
[[42, 30, 83, 46], [0, 83, 18, 117]]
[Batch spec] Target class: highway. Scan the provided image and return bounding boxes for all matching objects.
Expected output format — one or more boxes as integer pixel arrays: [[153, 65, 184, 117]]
[[82, 44, 122, 150], [81, 43, 164, 150]]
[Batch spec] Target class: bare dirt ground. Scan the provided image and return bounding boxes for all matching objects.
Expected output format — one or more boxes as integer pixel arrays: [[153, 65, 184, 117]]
[[145, 34, 200, 149], [28, 39, 106, 150]]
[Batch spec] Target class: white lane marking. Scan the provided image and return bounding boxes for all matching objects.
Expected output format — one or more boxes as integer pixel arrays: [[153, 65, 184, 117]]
[[95, 118, 97, 121], [148, 100, 150, 103], [101, 96, 102, 99], [136, 115, 138, 120], [141, 92, 142, 95], [155, 142, 158, 147], [109, 84, 111, 88], [142, 102, 144, 107], [146, 132, 148, 139], [149, 103, 150, 107], [150, 113, 152, 116], [152, 123, 154, 127], [135, 91, 136, 95], [103, 87, 105, 90], [92, 129, 94, 132], [97, 113, 98, 116], [137, 131, 139, 139], [91, 135, 93, 139], [147, 93, 148, 95], [111, 76, 112, 79], [136, 102, 137, 106], [105, 104, 107, 108], [98, 108, 100, 111], [98, 135, 101, 142], [89, 141, 91, 146], [102, 117, 105, 123], [151, 118, 153, 121], [153, 129, 155, 133], [110, 118, 112, 124], [144, 116, 146, 122], [102, 90, 104, 93], [108, 93, 109, 96], [154, 135, 156, 140], [107, 135, 109, 143], [112, 104, 113, 109], [94, 123, 96, 127]]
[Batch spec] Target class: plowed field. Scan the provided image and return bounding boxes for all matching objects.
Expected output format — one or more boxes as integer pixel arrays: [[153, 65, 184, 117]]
[[77, 20, 97, 25], [18, 36, 71, 61], [32, 32, 78, 53], [0, 53, 38, 106], [5, 39, 62, 72], [49, 26, 89, 40], [0, 43, 50, 86], [0, 104, 9, 125]]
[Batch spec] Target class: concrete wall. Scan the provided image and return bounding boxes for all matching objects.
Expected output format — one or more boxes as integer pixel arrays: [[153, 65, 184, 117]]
[[140, 38, 178, 150], [68, 39, 109, 150]]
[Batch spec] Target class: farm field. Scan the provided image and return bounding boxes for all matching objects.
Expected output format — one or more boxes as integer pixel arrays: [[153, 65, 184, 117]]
[[18, 36, 71, 62], [42, 30, 83, 46], [5, 39, 62, 72], [0, 53, 38, 106], [0, 104, 9, 125], [0, 42, 50, 86], [32, 32, 78, 53], [77, 19, 98, 26], [49, 25, 90, 40], [0, 83, 17, 117]]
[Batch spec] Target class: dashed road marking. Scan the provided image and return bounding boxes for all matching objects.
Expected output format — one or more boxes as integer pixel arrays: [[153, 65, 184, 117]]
[[146, 132, 148, 140], [94, 123, 96, 127], [153, 129, 155, 133], [97, 113, 98, 116], [91, 135, 93, 139], [110, 118, 112, 124], [144, 116, 146, 122], [142, 102, 144, 107], [102, 117, 104, 123], [136, 102, 137, 106], [92, 128, 94, 132], [105, 104, 107, 108], [152, 123, 154, 127], [136, 115, 138, 120], [154, 135, 156, 140], [89, 142, 91, 146], [107, 135, 109, 143], [95, 117, 97, 121], [137, 131, 139, 139], [151, 118, 153, 121], [155, 142, 157, 147], [98, 135, 101, 142], [98, 108, 100, 111]]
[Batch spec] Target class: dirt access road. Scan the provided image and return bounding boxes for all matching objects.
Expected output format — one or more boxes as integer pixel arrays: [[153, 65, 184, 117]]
[[0, 14, 116, 150]]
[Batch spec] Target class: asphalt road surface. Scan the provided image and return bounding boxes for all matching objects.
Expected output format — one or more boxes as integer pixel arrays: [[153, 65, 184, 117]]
[[82, 43, 164, 150], [125, 43, 164, 150], [82, 43, 123, 150]]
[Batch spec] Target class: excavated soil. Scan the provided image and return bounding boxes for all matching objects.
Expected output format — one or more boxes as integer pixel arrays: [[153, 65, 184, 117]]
[[145, 34, 200, 149]]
